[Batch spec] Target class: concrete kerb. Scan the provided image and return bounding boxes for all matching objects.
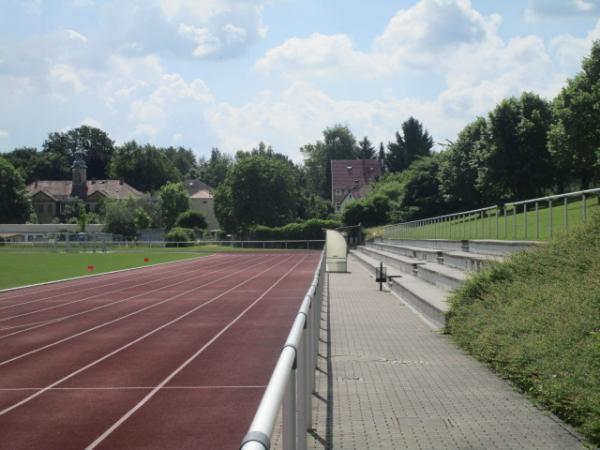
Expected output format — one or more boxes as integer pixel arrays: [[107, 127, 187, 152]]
[[0, 253, 218, 294]]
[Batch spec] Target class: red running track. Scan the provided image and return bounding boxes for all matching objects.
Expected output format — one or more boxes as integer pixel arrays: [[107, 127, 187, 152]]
[[0, 252, 320, 449]]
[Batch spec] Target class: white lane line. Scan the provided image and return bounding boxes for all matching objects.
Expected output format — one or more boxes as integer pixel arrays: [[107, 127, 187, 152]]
[[0, 255, 225, 311], [0, 254, 295, 418], [0, 254, 275, 363], [0, 385, 266, 391], [85, 254, 308, 449], [0, 255, 228, 319], [0, 254, 258, 339]]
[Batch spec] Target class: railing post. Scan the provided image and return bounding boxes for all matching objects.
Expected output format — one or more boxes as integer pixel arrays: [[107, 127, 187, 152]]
[[524, 203, 528, 240], [536, 202, 540, 240], [564, 197, 569, 232], [282, 365, 296, 450], [512, 206, 517, 240], [296, 331, 306, 450], [304, 321, 312, 431], [495, 208, 499, 239], [504, 207, 507, 239], [549, 199, 553, 238], [583, 194, 587, 222]]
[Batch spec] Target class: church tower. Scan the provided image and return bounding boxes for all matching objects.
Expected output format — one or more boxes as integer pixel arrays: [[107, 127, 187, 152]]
[[71, 147, 88, 199]]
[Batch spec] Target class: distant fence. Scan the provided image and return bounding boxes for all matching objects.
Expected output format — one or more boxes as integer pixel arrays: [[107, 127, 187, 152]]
[[0, 240, 325, 253], [381, 187, 600, 241]]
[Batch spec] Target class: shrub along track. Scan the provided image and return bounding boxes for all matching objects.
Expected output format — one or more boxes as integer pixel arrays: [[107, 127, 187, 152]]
[[0, 251, 319, 450]]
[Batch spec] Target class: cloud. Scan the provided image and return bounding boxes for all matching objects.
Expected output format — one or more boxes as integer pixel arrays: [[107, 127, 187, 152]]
[[0, 130, 9, 139], [80, 117, 103, 128], [256, 33, 388, 78], [526, 0, 600, 19], [103, 0, 268, 60]]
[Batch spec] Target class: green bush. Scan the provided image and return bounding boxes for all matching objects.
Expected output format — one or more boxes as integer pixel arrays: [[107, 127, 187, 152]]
[[174, 210, 207, 230], [447, 212, 600, 446], [251, 218, 341, 242], [164, 227, 195, 247]]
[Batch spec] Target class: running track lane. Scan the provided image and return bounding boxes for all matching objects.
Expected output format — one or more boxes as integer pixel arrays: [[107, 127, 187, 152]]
[[0, 251, 320, 449]]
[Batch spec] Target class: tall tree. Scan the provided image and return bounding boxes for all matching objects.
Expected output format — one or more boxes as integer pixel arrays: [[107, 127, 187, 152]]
[[159, 182, 190, 230], [548, 41, 600, 190], [198, 148, 233, 188], [43, 126, 114, 179], [164, 147, 197, 178], [214, 154, 300, 233], [479, 92, 553, 201], [438, 117, 488, 209], [0, 157, 31, 223], [301, 124, 358, 199], [109, 141, 181, 192], [357, 137, 376, 159], [385, 117, 433, 173]]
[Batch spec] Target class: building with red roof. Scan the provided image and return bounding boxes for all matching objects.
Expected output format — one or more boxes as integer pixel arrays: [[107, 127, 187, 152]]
[[331, 159, 382, 212]]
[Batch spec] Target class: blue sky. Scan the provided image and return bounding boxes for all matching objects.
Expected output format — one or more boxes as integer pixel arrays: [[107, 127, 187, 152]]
[[1, 0, 600, 161]]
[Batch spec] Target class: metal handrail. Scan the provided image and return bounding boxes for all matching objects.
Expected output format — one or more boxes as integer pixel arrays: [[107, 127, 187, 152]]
[[240, 251, 325, 450], [381, 187, 600, 241]]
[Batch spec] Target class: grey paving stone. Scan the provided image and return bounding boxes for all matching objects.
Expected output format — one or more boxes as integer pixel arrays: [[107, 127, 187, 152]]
[[301, 255, 584, 450]]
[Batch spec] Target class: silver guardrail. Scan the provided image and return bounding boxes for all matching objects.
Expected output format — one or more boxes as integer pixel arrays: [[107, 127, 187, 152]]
[[380, 187, 600, 241], [240, 251, 325, 450]]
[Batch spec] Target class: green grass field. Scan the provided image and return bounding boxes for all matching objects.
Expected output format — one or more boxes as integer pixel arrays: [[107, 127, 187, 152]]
[[375, 195, 600, 241], [0, 251, 209, 290]]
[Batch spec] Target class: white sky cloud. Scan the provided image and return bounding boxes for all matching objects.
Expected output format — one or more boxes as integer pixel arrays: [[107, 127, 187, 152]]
[[1, 0, 600, 161]]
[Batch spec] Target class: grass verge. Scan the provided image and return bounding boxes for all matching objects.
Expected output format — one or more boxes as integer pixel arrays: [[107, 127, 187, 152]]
[[0, 251, 209, 290], [446, 212, 600, 446]]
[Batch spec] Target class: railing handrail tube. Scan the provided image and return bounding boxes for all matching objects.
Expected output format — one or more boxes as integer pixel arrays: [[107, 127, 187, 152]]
[[380, 187, 600, 231]]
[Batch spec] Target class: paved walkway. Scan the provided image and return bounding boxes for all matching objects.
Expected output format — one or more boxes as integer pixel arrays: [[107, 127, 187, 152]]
[[306, 255, 584, 450]]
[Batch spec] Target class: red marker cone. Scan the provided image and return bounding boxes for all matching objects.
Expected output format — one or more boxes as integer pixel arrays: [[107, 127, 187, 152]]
[[87, 265, 95, 272], [144, 257, 150, 263]]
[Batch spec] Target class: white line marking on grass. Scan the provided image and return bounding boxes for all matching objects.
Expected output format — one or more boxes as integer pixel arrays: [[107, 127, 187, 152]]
[[0, 253, 240, 325], [0, 253, 220, 298], [85, 254, 308, 449], [0, 254, 295, 418], [0, 254, 225, 312], [0, 254, 273, 361]]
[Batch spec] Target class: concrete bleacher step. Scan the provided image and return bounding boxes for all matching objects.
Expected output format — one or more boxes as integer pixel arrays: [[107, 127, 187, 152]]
[[350, 250, 448, 329], [443, 250, 503, 272], [359, 245, 466, 291], [358, 245, 425, 275], [371, 241, 505, 272]]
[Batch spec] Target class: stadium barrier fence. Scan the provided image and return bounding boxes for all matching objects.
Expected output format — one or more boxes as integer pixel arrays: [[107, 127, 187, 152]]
[[240, 250, 325, 450], [380, 187, 600, 241]]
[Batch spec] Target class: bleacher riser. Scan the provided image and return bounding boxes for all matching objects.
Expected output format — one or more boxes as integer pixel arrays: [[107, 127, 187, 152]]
[[359, 246, 419, 275], [417, 265, 463, 291]]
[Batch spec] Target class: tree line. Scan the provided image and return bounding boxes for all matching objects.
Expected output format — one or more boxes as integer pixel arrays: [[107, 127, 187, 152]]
[[2, 41, 600, 234], [342, 41, 600, 227]]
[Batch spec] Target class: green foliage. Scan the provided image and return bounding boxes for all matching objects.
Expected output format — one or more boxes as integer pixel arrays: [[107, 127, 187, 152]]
[[357, 136, 376, 159], [301, 124, 358, 199], [133, 207, 152, 231], [159, 182, 190, 230], [385, 117, 433, 173], [438, 118, 488, 209], [109, 141, 181, 192], [197, 148, 233, 188], [43, 125, 114, 180], [251, 219, 341, 241], [214, 153, 300, 233], [63, 198, 86, 222], [164, 147, 197, 177], [175, 210, 207, 230], [164, 227, 195, 247], [0, 157, 31, 223], [549, 41, 600, 190], [102, 199, 138, 240], [447, 213, 600, 445], [479, 92, 553, 201]]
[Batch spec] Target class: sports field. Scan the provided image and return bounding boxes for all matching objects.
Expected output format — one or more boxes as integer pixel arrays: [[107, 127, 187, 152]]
[[0, 251, 319, 449], [0, 251, 209, 290]]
